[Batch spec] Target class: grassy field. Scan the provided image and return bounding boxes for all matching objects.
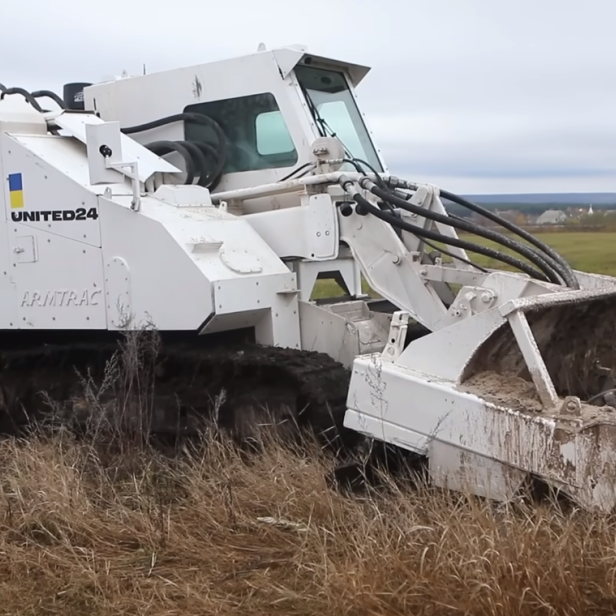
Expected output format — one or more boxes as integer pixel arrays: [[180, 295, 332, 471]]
[[3, 231, 616, 615], [3, 432, 616, 615], [456, 231, 616, 276]]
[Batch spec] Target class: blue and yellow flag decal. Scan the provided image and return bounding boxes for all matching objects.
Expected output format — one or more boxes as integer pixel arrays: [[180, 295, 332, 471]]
[[7, 173, 24, 209]]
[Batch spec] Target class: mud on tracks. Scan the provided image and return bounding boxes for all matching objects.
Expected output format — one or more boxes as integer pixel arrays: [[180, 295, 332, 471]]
[[0, 338, 358, 452]]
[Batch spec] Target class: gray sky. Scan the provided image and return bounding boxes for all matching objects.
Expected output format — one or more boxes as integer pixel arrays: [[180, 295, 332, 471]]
[[1, 0, 615, 194]]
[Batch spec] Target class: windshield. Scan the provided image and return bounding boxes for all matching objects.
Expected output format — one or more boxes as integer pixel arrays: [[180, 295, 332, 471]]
[[294, 64, 383, 173]]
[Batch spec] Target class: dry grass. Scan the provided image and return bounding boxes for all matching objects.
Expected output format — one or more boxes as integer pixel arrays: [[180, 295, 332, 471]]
[[1, 429, 616, 615], [5, 320, 616, 615]]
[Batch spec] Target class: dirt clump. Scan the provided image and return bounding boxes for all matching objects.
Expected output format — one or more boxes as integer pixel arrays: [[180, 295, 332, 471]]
[[462, 371, 544, 413]]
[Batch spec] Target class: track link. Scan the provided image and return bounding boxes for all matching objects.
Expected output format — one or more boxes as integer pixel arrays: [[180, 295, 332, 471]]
[[0, 336, 358, 452]]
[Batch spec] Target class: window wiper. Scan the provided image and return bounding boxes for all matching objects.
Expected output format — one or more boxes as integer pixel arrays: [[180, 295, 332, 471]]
[[298, 82, 355, 160], [298, 82, 327, 138]]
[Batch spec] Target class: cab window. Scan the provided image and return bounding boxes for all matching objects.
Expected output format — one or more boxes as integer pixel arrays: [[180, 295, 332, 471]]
[[184, 94, 298, 173]]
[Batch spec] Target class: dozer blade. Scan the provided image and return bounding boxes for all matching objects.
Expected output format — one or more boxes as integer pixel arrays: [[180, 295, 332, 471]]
[[343, 286, 616, 512]]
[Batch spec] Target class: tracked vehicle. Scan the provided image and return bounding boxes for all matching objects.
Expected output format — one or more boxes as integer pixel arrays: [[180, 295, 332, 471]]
[[2, 44, 616, 512]]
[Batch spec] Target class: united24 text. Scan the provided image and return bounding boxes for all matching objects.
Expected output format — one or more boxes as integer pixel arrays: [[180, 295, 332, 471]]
[[11, 208, 99, 222]]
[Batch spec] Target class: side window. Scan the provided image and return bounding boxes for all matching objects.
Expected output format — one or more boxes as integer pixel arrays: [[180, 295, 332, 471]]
[[255, 111, 295, 155], [184, 94, 298, 174]]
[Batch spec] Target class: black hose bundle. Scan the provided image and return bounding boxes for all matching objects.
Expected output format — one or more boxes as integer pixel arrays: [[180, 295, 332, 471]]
[[1, 85, 228, 190], [438, 188, 576, 285], [338, 171, 579, 288], [30, 89, 65, 108], [0, 87, 45, 112], [123, 113, 228, 190]]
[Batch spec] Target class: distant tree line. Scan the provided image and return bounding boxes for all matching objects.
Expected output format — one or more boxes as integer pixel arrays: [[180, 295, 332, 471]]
[[444, 200, 616, 218]]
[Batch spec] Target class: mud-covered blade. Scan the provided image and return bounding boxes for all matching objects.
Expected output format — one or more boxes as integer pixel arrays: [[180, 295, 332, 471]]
[[465, 286, 616, 406], [460, 286, 616, 511]]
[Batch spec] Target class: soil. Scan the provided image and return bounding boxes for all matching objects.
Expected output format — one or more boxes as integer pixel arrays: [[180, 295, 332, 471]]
[[461, 370, 616, 425], [462, 371, 544, 413], [463, 295, 616, 401]]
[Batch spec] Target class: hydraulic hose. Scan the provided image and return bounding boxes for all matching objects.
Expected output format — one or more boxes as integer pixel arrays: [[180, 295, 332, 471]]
[[0, 83, 229, 191], [122, 112, 228, 191], [440, 189, 578, 288], [446, 208, 570, 278], [416, 237, 489, 272], [385, 178, 578, 289], [370, 192, 488, 271], [0, 86, 65, 110], [145, 141, 198, 185], [0, 87, 44, 112], [363, 179, 566, 286], [440, 190, 572, 264], [31, 90, 65, 108], [339, 177, 550, 282], [343, 157, 389, 191], [278, 162, 318, 182]]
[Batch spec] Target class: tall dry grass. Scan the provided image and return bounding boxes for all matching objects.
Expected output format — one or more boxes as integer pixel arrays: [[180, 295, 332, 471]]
[[1, 429, 616, 615], [2, 329, 616, 615]]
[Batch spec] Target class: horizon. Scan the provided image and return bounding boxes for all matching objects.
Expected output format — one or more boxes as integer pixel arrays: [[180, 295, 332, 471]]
[[464, 190, 616, 198], [463, 191, 616, 197]]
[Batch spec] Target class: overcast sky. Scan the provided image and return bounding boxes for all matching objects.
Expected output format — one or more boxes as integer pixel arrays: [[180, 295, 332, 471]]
[[1, 0, 615, 194]]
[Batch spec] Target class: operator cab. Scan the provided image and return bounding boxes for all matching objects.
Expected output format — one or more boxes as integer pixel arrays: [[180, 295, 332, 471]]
[[82, 45, 386, 212], [184, 63, 383, 176]]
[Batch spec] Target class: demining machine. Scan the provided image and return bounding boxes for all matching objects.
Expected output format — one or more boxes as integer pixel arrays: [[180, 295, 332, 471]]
[[1, 44, 616, 512]]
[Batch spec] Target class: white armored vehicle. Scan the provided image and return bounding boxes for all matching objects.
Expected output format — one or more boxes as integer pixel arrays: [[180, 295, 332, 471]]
[[2, 44, 616, 512]]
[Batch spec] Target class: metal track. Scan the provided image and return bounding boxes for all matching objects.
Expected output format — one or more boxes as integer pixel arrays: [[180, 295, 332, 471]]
[[0, 336, 358, 452]]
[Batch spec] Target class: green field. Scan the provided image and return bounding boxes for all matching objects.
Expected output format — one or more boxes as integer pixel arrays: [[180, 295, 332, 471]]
[[457, 231, 616, 276], [313, 231, 616, 299]]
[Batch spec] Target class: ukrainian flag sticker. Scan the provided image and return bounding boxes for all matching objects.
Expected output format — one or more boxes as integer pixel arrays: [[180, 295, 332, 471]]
[[7, 173, 24, 209]]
